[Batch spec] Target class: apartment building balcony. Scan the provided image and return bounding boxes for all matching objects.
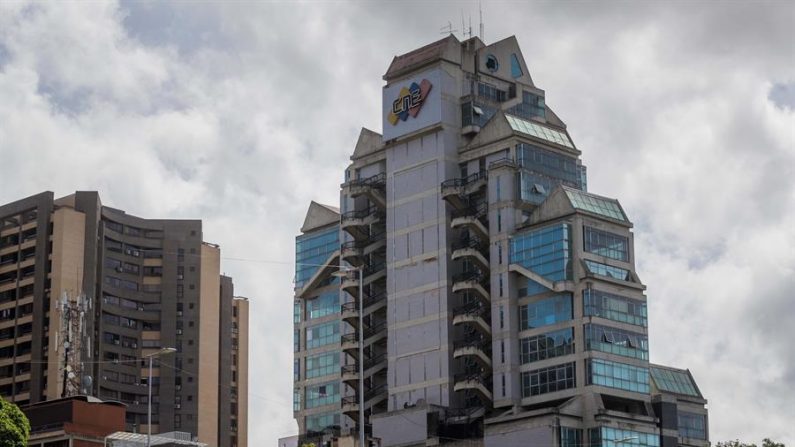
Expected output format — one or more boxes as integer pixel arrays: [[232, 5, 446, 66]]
[[451, 271, 490, 304], [340, 231, 386, 267], [451, 238, 489, 272], [340, 353, 387, 387], [441, 172, 488, 210], [341, 261, 386, 297], [453, 340, 492, 369], [450, 204, 489, 241], [341, 207, 382, 240], [453, 372, 493, 403], [341, 383, 388, 419], [343, 173, 386, 211], [452, 301, 491, 337], [340, 322, 387, 359], [341, 291, 387, 329]]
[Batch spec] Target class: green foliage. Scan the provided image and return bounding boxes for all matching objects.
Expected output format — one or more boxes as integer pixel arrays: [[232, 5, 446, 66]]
[[716, 440, 786, 447], [0, 398, 29, 447]]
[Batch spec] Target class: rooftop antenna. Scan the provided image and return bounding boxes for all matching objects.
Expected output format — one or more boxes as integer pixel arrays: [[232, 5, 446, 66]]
[[440, 21, 457, 36], [479, 0, 485, 41], [461, 11, 472, 39]]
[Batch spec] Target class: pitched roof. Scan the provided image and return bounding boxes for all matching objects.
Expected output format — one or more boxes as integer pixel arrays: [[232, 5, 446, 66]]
[[650, 364, 703, 398], [300, 201, 340, 233], [352, 127, 383, 160], [383, 35, 460, 80]]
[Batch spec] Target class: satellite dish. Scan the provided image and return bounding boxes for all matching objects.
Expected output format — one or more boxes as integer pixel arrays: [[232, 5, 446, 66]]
[[82, 375, 93, 389], [63, 341, 70, 349], [65, 365, 72, 372], [68, 372, 75, 379]]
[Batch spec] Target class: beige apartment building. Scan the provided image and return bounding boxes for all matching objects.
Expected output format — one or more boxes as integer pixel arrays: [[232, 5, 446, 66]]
[[0, 190, 248, 447]]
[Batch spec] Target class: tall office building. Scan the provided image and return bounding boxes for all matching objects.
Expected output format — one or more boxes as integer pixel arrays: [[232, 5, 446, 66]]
[[0, 191, 248, 447], [292, 35, 709, 447]]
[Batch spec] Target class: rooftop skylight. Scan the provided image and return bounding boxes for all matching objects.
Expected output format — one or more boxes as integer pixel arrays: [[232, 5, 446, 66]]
[[564, 188, 628, 222], [506, 114, 574, 149]]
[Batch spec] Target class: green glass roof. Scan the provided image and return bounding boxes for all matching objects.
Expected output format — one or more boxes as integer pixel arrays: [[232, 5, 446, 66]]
[[564, 188, 628, 222], [650, 366, 701, 397], [506, 114, 574, 149]]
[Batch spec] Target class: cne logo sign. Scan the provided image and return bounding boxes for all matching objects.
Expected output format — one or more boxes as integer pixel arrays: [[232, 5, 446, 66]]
[[387, 79, 432, 125]]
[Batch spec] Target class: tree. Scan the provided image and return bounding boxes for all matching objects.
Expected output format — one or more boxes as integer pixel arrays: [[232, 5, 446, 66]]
[[0, 398, 29, 447], [716, 440, 786, 447]]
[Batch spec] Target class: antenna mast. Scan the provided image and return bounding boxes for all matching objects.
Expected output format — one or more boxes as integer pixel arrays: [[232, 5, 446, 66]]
[[58, 291, 91, 397], [479, 1, 485, 41]]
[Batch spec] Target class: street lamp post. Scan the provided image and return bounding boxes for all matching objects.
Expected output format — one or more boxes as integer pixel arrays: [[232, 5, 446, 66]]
[[144, 347, 177, 447]]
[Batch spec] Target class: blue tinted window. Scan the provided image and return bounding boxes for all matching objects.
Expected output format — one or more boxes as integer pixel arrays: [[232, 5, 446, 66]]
[[305, 381, 340, 408], [588, 427, 660, 447], [306, 352, 339, 379], [587, 358, 650, 394], [519, 294, 572, 329], [584, 288, 647, 327], [510, 223, 572, 284], [307, 291, 340, 319], [678, 411, 707, 440], [584, 260, 632, 282], [510, 53, 523, 78], [306, 322, 339, 349], [520, 327, 574, 363], [516, 143, 581, 204], [305, 412, 340, 433], [521, 362, 576, 397], [560, 427, 582, 447], [584, 227, 629, 261], [295, 226, 339, 289], [506, 91, 545, 120], [585, 323, 649, 360], [649, 366, 700, 397]]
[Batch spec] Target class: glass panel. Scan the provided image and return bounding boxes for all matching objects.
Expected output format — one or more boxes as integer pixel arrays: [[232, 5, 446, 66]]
[[678, 411, 707, 439], [506, 115, 572, 148], [584, 260, 632, 282], [584, 288, 647, 327], [587, 359, 650, 394], [295, 226, 339, 289], [520, 362, 576, 397], [520, 327, 575, 363], [564, 189, 627, 222], [519, 294, 572, 330], [305, 352, 340, 379], [649, 366, 700, 397], [510, 223, 572, 283], [584, 227, 629, 261], [584, 323, 649, 360], [305, 322, 339, 349], [307, 291, 340, 319], [305, 381, 341, 408], [510, 53, 523, 78]]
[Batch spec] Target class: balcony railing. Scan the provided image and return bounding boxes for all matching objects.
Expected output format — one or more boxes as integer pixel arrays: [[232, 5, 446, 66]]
[[452, 301, 488, 318], [450, 202, 488, 220], [341, 206, 379, 221], [347, 172, 386, 189], [441, 171, 488, 190]]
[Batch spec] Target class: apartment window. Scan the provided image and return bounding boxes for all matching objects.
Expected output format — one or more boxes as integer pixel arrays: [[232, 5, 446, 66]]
[[584, 227, 629, 261], [106, 221, 123, 233], [496, 175, 501, 201], [496, 210, 502, 232], [293, 329, 300, 352], [501, 375, 506, 397], [177, 266, 184, 280], [307, 292, 339, 319], [305, 381, 341, 408], [305, 322, 339, 349], [104, 276, 138, 291], [519, 294, 572, 330], [177, 285, 184, 298], [498, 274, 503, 297], [584, 260, 632, 282], [306, 352, 339, 379], [584, 323, 648, 360], [587, 358, 650, 394], [499, 304, 504, 329], [588, 427, 659, 447], [519, 327, 574, 364], [293, 301, 301, 323], [678, 411, 707, 440], [520, 362, 575, 397], [293, 359, 300, 381], [583, 288, 647, 327], [497, 243, 502, 264], [305, 412, 340, 433], [500, 340, 505, 363]]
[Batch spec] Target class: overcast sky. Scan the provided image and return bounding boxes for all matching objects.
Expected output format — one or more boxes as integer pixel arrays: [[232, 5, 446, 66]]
[[0, 1, 793, 444]]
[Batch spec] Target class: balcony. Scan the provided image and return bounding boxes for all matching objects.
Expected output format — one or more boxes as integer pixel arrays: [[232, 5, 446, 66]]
[[341, 322, 387, 358], [450, 203, 489, 241], [441, 172, 488, 210], [341, 383, 388, 418], [340, 353, 387, 387], [451, 271, 490, 304], [453, 339, 492, 369], [341, 291, 386, 329], [343, 173, 386, 210], [341, 261, 386, 297], [451, 238, 489, 272], [452, 301, 491, 337], [340, 231, 386, 267], [453, 372, 493, 402], [340, 207, 381, 240]]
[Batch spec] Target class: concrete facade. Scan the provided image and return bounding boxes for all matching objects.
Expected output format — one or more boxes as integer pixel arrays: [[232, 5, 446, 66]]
[[292, 35, 708, 447], [0, 191, 248, 447]]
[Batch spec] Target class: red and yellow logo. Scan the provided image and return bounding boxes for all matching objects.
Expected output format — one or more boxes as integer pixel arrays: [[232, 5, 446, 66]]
[[388, 79, 432, 125]]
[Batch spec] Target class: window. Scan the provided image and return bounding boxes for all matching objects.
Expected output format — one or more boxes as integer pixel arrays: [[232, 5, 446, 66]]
[[649, 366, 700, 397], [520, 328, 574, 364], [678, 411, 707, 440], [293, 388, 301, 412], [295, 227, 339, 290], [305, 381, 340, 408], [293, 329, 300, 352], [584, 227, 629, 261], [294, 359, 300, 381], [560, 427, 582, 447], [104, 276, 138, 291], [306, 352, 339, 379], [484, 54, 499, 73], [585, 323, 648, 360], [584, 260, 632, 282], [307, 292, 339, 319], [306, 322, 339, 349], [521, 362, 576, 397], [510, 224, 572, 290], [477, 81, 505, 102], [587, 358, 650, 394], [519, 294, 572, 330], [587, 427, 659, 447], [305, 412, 340, 434], [583, 288, 647, 327]]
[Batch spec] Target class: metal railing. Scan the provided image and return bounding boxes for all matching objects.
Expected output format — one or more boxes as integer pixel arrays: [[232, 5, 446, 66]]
[[452, 301, 488, 318], [450, 202, 488, 220], [451, 237, 486, 253], [347, 172, 386, 189], [340, 291, 386, 313], [452, 271, 485, 285], [488, 157, 518, 170], [340, 231, 386, 251], [441, 171, 488, 190], [341, 206, 379, 221]]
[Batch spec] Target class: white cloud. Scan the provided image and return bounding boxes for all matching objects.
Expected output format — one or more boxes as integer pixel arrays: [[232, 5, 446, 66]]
[[0, 1, 792, 444]]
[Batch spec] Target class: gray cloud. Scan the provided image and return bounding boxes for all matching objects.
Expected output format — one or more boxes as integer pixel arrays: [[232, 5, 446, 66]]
[[0, 0, 793, 444]]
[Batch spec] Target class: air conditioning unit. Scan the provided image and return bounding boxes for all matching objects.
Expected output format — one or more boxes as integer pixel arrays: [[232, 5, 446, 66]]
[[176, 329, 183, 335], [174, 404, 181, 409], [113, 340, 120, 345], [116, 266, 124, 273]]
